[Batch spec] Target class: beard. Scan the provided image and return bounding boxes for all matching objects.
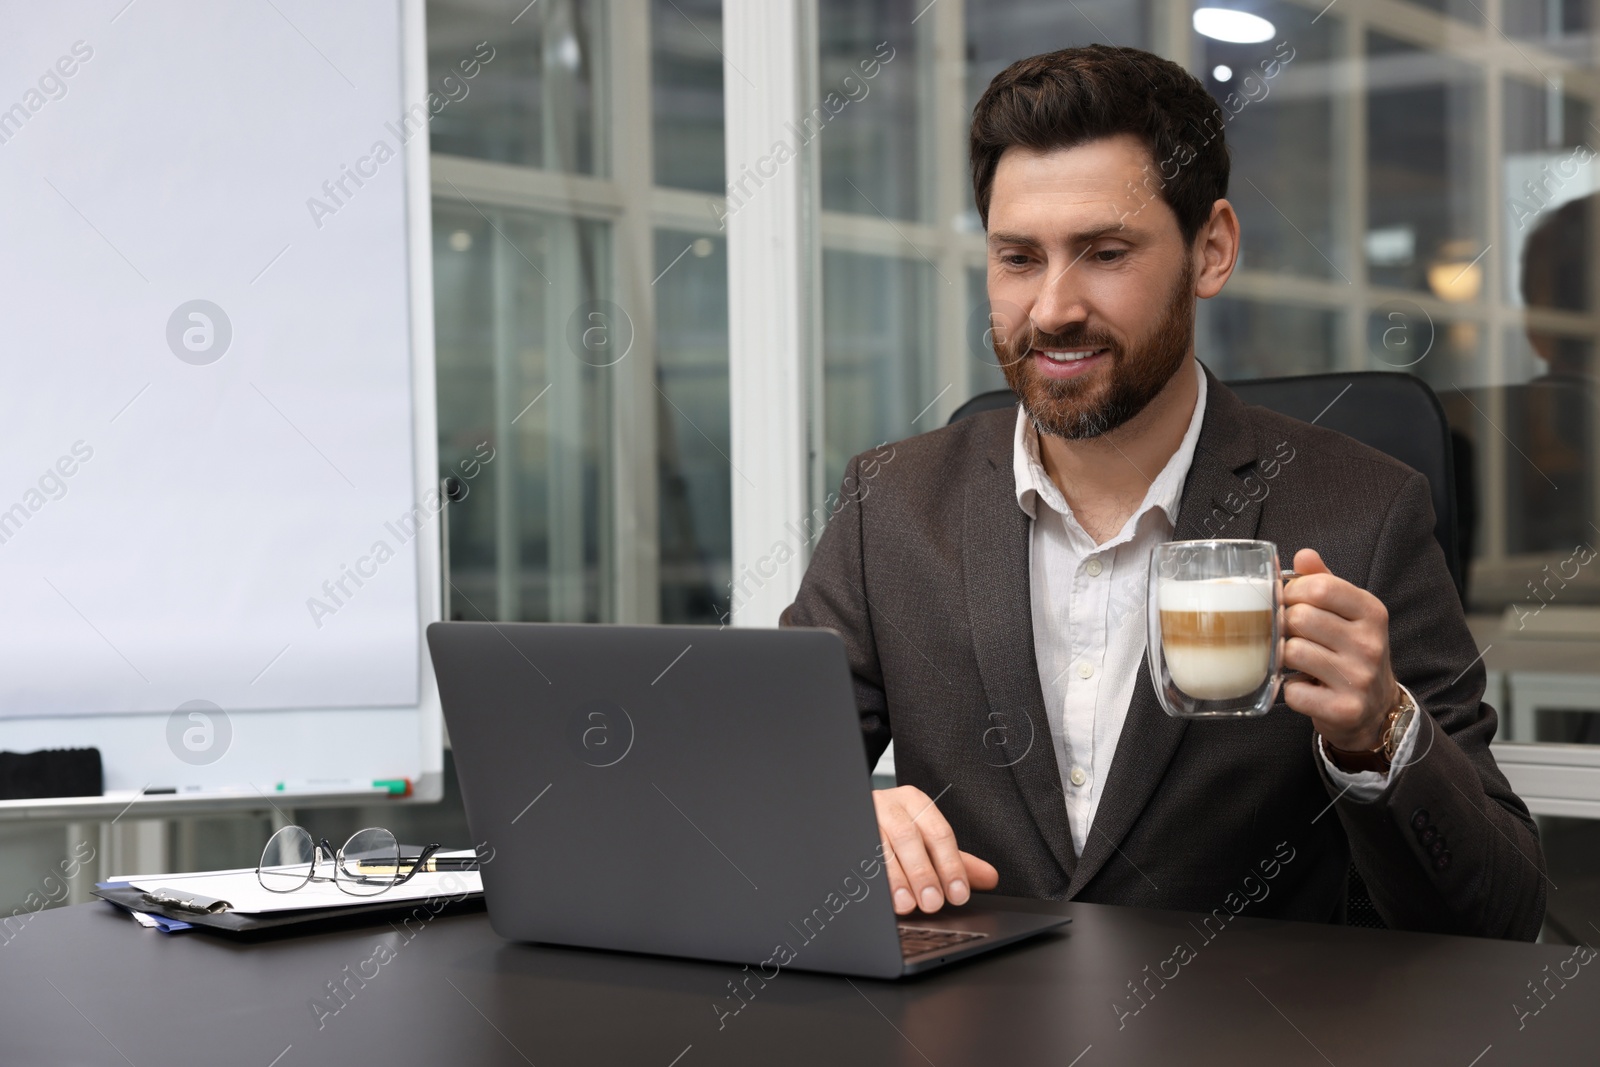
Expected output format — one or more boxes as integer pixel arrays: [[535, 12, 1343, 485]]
[[995, 261, 1195, 441]]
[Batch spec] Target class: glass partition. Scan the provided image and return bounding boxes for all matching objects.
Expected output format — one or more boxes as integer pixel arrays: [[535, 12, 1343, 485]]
[[432, 203, 612, 624], [430, 0, 730, 625], [655, 230, 731, 623], [426, 0, 605, 173], [653, 0, 726, 192]]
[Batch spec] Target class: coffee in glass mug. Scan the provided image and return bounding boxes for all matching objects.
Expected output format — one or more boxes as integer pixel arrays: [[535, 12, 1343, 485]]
[[1146, 540, 1292, 718]]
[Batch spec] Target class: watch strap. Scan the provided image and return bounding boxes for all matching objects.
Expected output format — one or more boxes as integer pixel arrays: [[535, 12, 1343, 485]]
[[1323, 737, 1390, 773]]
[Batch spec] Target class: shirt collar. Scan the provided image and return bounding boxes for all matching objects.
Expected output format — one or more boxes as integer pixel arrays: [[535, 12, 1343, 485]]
[[1012, 359, 1209, 533]]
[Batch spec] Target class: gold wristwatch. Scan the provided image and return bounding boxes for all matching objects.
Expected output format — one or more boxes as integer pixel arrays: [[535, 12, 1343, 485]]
[[1323, 687, 1417, 774]]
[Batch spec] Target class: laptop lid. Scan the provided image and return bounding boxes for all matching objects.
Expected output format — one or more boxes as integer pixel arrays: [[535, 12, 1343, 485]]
[[428, 622, 907, 979]]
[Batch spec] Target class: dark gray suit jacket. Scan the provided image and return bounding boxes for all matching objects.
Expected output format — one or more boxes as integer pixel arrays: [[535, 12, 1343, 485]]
[[782, 367, 1546, 940]]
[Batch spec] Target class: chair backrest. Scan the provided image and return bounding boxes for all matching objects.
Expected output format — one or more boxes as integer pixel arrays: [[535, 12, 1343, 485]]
[[949, 390, 1023, 423], [948, 371, 1465, 598]]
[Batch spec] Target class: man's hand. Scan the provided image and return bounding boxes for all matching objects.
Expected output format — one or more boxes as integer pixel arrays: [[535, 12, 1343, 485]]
[[873, 785, 999, 915], [1281, 547, 1401, 753]]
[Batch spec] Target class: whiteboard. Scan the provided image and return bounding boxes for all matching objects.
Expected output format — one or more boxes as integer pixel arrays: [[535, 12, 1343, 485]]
[[0, 0, 443, 801]]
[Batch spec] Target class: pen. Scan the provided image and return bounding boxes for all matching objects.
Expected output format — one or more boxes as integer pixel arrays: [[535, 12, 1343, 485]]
[[355, 857, 479, 874]]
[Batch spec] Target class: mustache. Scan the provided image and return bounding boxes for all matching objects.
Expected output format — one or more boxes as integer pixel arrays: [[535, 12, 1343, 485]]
[[997, 320, 1120, 360]]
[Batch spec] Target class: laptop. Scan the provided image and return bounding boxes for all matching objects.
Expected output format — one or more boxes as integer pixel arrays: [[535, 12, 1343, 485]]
[[427, 621, 1070, 978]]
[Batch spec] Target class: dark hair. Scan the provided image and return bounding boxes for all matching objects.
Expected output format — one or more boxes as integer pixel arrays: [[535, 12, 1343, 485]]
[[1521, 194, 1589, 312], [970, 44, 1231, 243]]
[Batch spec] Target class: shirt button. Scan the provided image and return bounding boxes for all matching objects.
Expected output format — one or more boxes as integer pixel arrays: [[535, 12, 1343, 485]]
[[1070, 767, 1087, 787], [1077, 662, 1094, 679], [1085, 558, 1103, 577]]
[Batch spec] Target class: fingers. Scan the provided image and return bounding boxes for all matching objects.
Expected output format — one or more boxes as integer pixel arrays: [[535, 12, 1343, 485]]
[[1281, 674, 1358, 721], [1282, 554, 1390, 634], [960, 850, 1000, 891], [880, 831, 916, 915], [1282, 635, 1357, 692], [1283, 601, 1388, 698], [921, 810, 973, 907], [872, 786, 978, 914], [1281, 550, 1398, 749], [1281, 568, 1390, 693], [1284, 602, 1382, 663], [875, 787, 947, 912], [1282, 572, 1372, 623], [1291, 547, 1329, 576]]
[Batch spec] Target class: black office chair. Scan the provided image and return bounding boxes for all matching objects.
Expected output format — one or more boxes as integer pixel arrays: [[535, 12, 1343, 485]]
[[951, 370, 1466, 931], [950, 371, 1465, 599]]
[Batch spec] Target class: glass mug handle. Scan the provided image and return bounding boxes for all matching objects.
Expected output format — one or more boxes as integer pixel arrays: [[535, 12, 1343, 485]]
[[1278, 568, 1301, 684]]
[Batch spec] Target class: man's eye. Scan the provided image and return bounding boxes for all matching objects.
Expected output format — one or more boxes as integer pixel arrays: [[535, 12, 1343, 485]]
[[1002, 254, 1031, 267], [1094, 249, 1125, 263]]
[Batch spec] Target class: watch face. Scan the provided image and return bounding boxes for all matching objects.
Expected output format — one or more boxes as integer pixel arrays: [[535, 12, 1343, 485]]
[[1385, 702, 1416, 760]]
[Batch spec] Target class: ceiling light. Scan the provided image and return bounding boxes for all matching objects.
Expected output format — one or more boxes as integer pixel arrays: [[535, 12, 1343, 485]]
[[1428, 239, 1485, 303], [1428, 262, 1483, 303], [1364, 226, 1415, 267], [1212, 64, 1233, 81], [555, 34, 581, 70], [1193, 8, 1276, 44]]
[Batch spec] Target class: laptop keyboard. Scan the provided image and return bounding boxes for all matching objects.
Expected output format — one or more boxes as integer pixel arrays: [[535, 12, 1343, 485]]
[[897, 924, 989, 960]]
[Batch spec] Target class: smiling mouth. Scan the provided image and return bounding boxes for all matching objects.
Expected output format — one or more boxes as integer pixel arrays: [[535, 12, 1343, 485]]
[[1035, 347, 1108, 363]]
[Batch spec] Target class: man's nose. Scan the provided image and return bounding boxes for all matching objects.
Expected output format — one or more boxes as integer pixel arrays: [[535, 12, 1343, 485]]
[[1030, 258, 1091, 335]]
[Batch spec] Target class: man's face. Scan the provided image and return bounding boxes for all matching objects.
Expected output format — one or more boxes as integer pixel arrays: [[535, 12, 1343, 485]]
[[986, 135, 1197, 440]]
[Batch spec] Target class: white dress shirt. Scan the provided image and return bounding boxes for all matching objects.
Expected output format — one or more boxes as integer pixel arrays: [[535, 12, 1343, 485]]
[[1013, 360, 1416, 856]]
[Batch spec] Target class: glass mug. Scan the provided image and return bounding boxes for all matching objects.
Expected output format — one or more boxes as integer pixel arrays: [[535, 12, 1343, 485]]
[[1146, 539, 1294, 718]]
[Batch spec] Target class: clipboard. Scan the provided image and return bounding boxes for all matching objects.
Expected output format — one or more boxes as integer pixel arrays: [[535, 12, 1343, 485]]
[[93, 882, 485, 938]]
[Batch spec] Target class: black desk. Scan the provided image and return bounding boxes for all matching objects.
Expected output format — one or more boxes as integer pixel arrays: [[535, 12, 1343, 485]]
[[4, 897, 1594, 1066]]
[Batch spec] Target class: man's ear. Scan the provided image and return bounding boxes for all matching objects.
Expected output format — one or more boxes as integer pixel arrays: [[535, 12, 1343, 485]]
[[1194, 198, 1240, 299]]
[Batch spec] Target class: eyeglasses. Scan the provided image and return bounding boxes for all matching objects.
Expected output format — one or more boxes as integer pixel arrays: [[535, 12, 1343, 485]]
[[256, 825, 443, 897]]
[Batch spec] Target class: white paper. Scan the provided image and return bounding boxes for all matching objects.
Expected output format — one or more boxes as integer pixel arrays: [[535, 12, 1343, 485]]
[[124, 860, 481, 915]]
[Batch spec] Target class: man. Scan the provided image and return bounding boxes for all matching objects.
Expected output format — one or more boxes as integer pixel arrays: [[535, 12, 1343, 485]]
[[782, 45, 1544, 939], [1503, 193, 1595, 564]]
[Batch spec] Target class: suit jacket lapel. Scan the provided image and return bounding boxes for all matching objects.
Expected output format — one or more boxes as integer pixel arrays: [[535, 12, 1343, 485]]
[[963, 418, 1077, 887], [1065, 368, 1268, 897]]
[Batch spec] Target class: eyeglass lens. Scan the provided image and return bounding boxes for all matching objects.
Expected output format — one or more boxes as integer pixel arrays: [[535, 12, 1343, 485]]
[[336, 827, 401, 896], [258, 825, 317, 893]]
